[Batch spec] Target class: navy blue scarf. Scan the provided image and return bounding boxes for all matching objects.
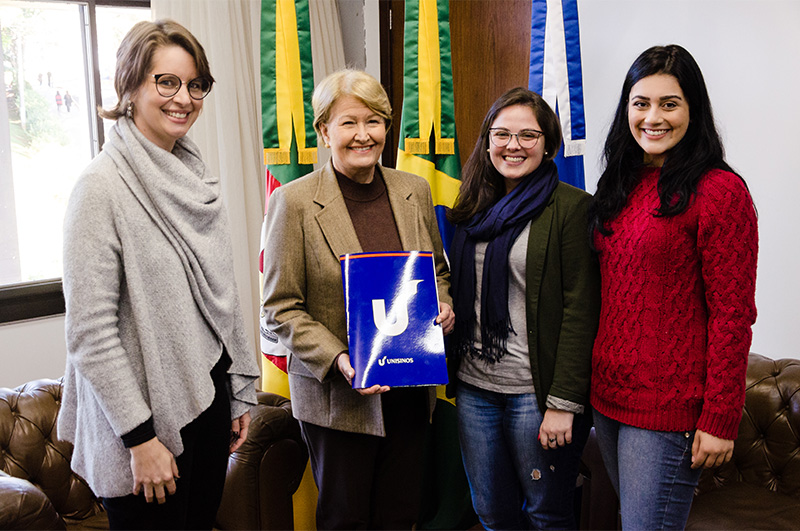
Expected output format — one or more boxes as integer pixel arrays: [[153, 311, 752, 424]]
[[450, 160, 559, 363]]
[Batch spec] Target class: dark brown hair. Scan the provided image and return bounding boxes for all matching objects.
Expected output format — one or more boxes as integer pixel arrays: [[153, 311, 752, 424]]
[[448, 87, 561, 225]]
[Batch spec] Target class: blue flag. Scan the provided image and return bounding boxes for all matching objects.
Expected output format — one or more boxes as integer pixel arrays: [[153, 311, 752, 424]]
[[529, 0, 586, 190]]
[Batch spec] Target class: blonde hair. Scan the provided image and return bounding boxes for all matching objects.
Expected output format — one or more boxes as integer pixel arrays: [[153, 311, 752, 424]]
[[99, 19, 213, 120], [312, 69, 392, 137]]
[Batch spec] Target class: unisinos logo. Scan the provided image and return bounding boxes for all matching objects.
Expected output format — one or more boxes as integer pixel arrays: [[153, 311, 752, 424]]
[[372, 279, 422, 336], [378, 355, 415, 367]]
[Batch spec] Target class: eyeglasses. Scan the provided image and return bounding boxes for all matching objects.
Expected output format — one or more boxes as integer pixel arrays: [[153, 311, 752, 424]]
[[151, 73, 213, 100], [489, 128, 544, 148]]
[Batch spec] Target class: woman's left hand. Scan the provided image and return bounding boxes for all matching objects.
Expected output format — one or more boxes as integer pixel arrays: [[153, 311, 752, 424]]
[[337, 353, 390, 395], [229, 411, 251, 454], [437, 302, 455, 335], [539, 409, 574, 449], [691, 429, 734, 469]]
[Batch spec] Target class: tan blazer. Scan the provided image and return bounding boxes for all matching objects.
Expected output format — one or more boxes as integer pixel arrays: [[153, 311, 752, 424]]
[[261, 161, 452, 436]]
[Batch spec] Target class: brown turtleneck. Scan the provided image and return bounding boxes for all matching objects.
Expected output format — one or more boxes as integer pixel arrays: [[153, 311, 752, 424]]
[[335, 166, 402, 252]]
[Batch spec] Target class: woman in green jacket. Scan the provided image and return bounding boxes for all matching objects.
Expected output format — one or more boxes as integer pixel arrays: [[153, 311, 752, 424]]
[[448, 87, 599, 530]]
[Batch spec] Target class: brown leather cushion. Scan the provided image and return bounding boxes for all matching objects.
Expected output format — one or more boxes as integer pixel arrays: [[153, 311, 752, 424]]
[[0, 379, 105, 524], [696, 354, 800, 499], [216, 391, 308, 531], [0, 471, 66, 530], [687, 481, 800, 530], [688, 354, 800, 530]]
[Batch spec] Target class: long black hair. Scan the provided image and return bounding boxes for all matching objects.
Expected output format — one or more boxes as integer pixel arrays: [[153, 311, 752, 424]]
[[448, 87, 561, 225], [590, 44, 740, 237]]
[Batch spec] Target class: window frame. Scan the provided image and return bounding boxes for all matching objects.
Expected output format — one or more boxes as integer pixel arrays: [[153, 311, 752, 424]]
[[0, 0, 150, 324]]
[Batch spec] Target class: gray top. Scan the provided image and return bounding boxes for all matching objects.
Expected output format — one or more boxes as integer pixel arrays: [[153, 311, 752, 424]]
[[58, 118, 259, 498], [458, 223, 535, 393], [457, 221, 584, 414]]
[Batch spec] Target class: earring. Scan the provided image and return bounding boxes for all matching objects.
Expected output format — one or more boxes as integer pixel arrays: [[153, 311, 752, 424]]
[[545, 151, 548, 155], [126, 102, 133, 119], [325, 143, 330, 148], [486, 148, 490, 153]]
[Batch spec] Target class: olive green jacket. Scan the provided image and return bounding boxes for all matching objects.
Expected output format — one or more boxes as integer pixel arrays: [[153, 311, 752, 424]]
[[448, 182, 600, 412], [524, 182, 599, 412]]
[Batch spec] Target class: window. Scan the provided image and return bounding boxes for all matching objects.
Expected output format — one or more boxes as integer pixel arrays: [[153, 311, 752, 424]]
[[0, 0, 150, 323]]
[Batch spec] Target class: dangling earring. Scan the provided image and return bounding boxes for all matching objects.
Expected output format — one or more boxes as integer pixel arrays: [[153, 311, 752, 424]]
[[126, 102, 134, 119]]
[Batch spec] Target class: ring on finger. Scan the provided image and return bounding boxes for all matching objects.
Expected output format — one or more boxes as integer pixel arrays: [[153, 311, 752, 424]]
[[548, 437, 556, 443]]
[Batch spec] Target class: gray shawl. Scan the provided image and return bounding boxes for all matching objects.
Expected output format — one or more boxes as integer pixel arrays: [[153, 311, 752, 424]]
[[104, 118, 251, 370], [58, 117, 259, 497]]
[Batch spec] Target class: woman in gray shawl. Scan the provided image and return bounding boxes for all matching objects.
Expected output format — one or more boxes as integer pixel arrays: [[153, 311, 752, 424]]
[[58, 20, 259, 530]]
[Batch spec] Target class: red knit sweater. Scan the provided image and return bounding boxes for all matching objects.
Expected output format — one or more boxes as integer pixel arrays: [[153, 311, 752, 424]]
[[591, 168, 758, 440]]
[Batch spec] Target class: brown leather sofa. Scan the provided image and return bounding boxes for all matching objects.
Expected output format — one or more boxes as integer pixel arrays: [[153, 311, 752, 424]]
[[578, 352, 800, 530], [0, 378, 308, 530]]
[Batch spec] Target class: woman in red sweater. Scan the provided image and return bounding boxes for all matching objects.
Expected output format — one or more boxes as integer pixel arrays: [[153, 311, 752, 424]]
[[589, 45, 758, 529]]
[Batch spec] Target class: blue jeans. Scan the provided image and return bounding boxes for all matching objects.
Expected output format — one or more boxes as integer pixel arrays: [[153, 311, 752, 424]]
[[457, 382, 591, 530], [593, 410, 703, 530]]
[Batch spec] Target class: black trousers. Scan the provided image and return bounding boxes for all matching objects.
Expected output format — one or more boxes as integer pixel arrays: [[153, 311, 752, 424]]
[[102, 355, 232, 530], [300, 387, 429, 530]]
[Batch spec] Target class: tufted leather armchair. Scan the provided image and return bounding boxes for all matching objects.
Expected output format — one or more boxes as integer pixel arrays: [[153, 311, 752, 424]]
[[578, 353, 800, 530], [0, 379, 105, 530], [0, 379, 308, 530], [687, 353, 800, 529], [216, 391, 309, 530]]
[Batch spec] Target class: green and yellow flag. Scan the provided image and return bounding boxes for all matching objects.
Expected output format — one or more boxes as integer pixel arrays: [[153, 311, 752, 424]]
[[258, 0, 316, 395], [261, 0, 316, 169], [396, 0, 461, 256], [258, 1, 318, 528], [396, 1, 475, 529]]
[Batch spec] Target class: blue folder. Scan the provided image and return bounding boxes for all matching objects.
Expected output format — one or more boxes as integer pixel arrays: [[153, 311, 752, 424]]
[[340, 251, 448, 389]]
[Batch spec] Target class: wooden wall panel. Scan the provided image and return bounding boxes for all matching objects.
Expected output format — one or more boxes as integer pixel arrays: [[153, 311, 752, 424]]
[[450, 0, 531, 164], [381, 0, 406, 169], [380, 0, 532, 167]]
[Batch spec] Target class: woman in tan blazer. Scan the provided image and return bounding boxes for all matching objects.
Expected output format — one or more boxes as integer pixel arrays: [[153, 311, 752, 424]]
[[261, 69, 454, 530]]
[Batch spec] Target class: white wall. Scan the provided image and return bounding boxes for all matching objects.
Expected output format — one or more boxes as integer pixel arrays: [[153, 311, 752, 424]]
[[2, 0, 797, 389], [578, 0, 800, 360], [0, 315, 67, 387]]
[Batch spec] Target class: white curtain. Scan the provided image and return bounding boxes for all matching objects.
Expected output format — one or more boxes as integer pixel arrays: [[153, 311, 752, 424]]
[[309, 0, 347, 167], [150, 0, 347, 372], [309, 0, 347, 83]]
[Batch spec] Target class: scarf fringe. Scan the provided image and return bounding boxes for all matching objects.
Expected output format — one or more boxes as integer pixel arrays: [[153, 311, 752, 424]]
[[452, 318, 513, 365]]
